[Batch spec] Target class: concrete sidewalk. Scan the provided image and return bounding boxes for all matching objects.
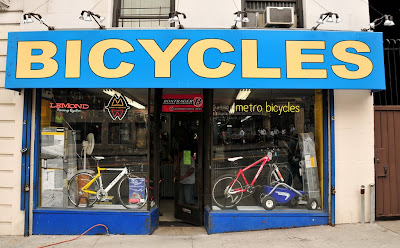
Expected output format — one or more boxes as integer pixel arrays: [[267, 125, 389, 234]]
[[1, 221, 400, 248]]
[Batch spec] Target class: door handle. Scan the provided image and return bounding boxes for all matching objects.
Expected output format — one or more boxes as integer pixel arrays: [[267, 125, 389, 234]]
[[378, 166, 388, 177]]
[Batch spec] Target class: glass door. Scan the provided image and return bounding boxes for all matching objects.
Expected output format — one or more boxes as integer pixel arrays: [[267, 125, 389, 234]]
[[171, 112, 203, 225]]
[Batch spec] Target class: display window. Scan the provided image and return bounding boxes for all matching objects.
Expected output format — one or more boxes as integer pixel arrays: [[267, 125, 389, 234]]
[[211, 89, 323, 211], [39, 88, 150, 210]]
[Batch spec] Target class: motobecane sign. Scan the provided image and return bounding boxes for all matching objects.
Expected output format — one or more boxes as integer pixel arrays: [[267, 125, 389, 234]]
[[162, 94, 203, 112], [5, 29, 385, 90]]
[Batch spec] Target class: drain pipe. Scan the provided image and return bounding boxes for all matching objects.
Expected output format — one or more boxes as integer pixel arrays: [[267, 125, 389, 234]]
[[370, 183, 375, 224], [360, 185, 365, 224]]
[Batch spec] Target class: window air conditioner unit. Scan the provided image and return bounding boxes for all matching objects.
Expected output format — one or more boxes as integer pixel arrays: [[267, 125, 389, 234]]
[[264, 7, 294, 27]]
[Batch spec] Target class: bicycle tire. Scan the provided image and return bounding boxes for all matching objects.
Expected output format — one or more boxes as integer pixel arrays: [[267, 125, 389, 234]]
[[67, 172, 100, 207], [212, 174, 244, 209], [118, 175, 148, 209], [267, 164, 294, 187]]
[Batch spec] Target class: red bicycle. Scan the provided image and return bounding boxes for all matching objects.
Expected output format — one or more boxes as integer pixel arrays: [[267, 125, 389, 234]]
[[212, 149, 292, 209]]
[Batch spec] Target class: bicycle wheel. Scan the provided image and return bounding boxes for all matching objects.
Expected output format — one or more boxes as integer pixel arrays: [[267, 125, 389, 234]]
[[118, 175, 148, 209], [67, 172, 100, 207], [267, 164, 293, 187], [212, 175, 244, 209]]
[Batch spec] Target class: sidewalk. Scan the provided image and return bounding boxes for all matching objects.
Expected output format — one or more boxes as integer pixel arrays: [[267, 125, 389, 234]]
[[1, 221, 400, 248]]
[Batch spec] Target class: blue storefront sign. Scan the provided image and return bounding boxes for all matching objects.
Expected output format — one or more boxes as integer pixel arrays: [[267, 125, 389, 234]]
[[5, 29, 385, 90]]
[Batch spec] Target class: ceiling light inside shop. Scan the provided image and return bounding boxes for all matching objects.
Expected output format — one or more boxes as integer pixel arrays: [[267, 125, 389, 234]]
[[236, 89, 251, 100], [229, 103, 235, 114], [241, 116, 251, 122], [103, 89, 146, 109]]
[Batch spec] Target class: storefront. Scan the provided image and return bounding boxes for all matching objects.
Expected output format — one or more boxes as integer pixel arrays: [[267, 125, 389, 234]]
[[5, 29, 385, 234]]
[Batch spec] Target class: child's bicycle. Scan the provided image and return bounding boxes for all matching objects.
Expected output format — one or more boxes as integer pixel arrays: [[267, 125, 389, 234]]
[[67, 156, 148, 209], [212, 149, 292, 209]]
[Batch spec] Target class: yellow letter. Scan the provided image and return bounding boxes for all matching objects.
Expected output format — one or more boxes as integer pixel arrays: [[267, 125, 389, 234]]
[[16, 41, 58, 78], [138, 39, 188, 78], [89, 39, 134, 78], [188, 39, 235, 78], [331, 41, 373, 79], [242, 40, 281, 78], [286, 41, 327, 78], [65, 40, 82, 78]]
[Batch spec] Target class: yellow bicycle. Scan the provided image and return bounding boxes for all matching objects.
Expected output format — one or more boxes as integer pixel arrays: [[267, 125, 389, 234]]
[[67, 156, 148, 209]]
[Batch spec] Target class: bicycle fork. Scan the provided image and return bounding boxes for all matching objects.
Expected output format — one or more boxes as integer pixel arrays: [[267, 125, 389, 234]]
[[271, 164, 284, 182]]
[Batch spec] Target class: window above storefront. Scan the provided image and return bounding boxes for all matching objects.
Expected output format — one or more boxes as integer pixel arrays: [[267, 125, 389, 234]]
[[113, 0, 174, 27]]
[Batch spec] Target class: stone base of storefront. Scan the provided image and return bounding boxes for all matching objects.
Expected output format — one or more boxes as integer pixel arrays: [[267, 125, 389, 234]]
[[205, 207, 329, 234], [33, 207, 159, 235]]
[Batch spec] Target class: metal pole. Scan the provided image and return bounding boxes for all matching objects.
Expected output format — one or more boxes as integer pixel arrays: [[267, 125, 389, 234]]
[[361, 185, 365, 224], [370, 183, 375, 224]]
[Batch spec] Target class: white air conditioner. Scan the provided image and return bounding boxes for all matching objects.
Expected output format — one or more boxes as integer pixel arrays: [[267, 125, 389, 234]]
[[264, 7, 294, 27]]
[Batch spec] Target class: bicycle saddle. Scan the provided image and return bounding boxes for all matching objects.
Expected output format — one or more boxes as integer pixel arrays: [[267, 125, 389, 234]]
[[228, 156, 243, 162], [93, 156, 105, 161]]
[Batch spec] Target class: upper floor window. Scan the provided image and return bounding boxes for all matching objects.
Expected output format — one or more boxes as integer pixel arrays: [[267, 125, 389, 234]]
[[113, 0, 174, 28], [244, 0, 303, 28]]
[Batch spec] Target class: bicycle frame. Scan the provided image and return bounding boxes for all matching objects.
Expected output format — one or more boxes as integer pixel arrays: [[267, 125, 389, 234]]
[[81, 167, 128, 195], [228, 155, 283, 194]]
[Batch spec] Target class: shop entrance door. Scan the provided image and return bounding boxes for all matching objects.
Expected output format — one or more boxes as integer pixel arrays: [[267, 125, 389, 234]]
[[171, 113, 203, 225]]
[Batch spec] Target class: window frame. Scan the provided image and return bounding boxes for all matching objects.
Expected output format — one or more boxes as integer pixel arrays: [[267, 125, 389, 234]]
[[113, 0, 176, 28]]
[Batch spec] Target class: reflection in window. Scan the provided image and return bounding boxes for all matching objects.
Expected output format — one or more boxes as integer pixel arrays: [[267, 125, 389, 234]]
[[211, 89, 321, 211], [39, 89, 149, 210]]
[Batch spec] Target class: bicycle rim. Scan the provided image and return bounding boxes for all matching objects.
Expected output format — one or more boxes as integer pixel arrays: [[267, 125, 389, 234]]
[[67, 172, 99, 207], [118, 175, 148, 209], [212, 175, 243, 209]]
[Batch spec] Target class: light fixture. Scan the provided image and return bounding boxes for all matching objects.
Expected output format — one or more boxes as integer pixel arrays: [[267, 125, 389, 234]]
[[236, 89, 251, 100], [22, 13, 54, 30], [384, 15, 395, 26], [26, 15, 33, 23], [242, 12, 249, 23], [168, 11, 186, 29], [103, 89, 146, 110], [363, 14, 395, 31], [79, 10, 106, 29], [232, 11, 250, 29], [229, 103, 236, 114], [241, 116, 251, 123], [234, 14, 241, 22], [311, 12, 342, 30]]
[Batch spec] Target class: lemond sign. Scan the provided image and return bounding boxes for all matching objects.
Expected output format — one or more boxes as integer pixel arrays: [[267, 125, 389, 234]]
[[5, 29, 385, 90]]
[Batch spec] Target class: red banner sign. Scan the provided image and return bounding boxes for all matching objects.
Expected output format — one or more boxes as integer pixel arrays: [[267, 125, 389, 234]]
[[162, 94, 203, 112]]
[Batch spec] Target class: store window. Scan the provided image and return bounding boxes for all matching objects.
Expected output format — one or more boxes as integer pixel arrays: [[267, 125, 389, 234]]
[[39, 89, 149, 210], [212, 89, 322, 211], [113, 0, 174, 28]]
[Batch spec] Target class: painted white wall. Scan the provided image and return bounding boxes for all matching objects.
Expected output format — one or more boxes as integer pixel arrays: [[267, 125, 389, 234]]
[[0, 0, 25, 236], [303, 0, 370, 31], [21, 0, 113, 31], [334, 90, 375, 223], [176, 0, 241, 29]]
